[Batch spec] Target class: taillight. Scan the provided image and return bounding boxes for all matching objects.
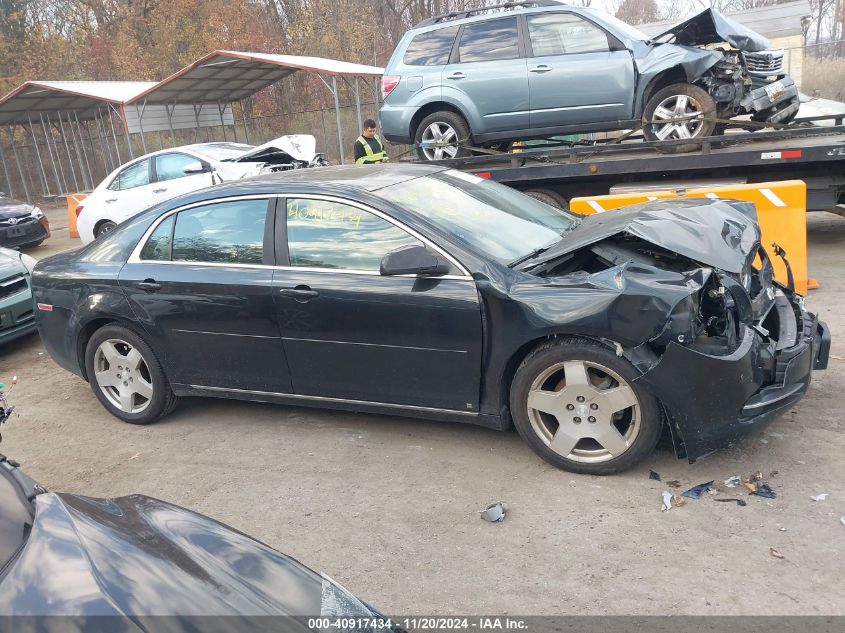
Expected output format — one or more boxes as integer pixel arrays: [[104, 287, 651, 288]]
[[75, 205, 84, 218], [381, 75, 400, 99]]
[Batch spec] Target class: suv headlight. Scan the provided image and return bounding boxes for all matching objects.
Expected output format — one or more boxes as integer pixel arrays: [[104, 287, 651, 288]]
[[31, 206, 44, 220], [19, 253, 36, 274]]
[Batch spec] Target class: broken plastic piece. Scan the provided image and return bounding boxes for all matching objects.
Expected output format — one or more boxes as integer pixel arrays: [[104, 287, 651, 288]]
[[682, 481, 715, 500], [480, 502, 508, 523], [724, 476, 740, 487], [769, 547, 784, 559], [666, 480, 681, 488], [715, 498, 747, 506], [649, 470, 661, 481], [751, 483, 777, 499], [840, 516, 845, 527], [810, 494, 828, 502], [662, 491, 674, 512]]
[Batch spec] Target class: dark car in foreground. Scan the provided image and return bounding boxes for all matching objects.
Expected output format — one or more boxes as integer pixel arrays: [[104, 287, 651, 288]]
[[32, 164, 829, 474], [0, 191, 50, 248]]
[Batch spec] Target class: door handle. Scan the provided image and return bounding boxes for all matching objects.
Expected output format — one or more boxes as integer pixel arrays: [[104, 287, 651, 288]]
[[529, 65, 552, 73], [153, 188, 168, 193], [137, 279, 161, 292], [447, 72, 466, 80], [278, 286, 319, 302], [105, 198, 117, 203]]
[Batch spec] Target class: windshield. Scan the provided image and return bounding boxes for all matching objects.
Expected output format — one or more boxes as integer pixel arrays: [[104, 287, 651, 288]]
[[193, 143, 255, 161], [378, 171, 575, 264], [585, 9, 650, 42]]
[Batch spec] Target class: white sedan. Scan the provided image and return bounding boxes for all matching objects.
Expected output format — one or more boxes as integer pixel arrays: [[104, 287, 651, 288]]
[[76, 136, 325, 243]]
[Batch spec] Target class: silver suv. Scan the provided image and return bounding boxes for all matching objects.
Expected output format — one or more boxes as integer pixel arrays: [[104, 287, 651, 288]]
[[379, 1, 798, 159]]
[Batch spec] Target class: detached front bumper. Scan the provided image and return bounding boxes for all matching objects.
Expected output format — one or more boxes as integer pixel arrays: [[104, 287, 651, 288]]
[[740, 76, 799, 123], [636, 300, 829, 462]]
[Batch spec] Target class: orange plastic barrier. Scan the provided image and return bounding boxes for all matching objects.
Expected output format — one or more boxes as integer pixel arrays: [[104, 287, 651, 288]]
[[66, 193, 87, 239], [570, 180, 813, 295]]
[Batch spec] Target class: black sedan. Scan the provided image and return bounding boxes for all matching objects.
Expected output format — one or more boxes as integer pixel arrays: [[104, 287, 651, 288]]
[[32, 165, 830, 474], [0, 191, 50, 248]]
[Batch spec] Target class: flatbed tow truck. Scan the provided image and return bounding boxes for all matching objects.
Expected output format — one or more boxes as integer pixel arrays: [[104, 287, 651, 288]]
[[417, 116, 845, 213]]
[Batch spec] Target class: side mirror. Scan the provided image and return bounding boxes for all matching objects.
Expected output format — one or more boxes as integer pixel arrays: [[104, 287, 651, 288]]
[[380, 244, 450, 277], [183, 161, 211, 175]]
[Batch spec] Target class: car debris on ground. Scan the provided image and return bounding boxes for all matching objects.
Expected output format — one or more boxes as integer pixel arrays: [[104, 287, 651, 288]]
[[715, 498, 747, 506], [809, 494, 828, 501], [769, 547, 784, 559], [682, 481, 715, 500], [480, 502, 508, 523]]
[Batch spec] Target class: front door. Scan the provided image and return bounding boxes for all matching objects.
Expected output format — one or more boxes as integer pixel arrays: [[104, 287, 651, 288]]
[[442, 16, 529, 134], [272, 196, 483, 412], [151, 152, 215, 202], [525, 12, 635, 127], [119, 196, 292, 393]]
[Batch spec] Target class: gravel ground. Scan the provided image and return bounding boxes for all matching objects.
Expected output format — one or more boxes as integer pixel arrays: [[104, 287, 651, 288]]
[[1, 203, 844, 616]]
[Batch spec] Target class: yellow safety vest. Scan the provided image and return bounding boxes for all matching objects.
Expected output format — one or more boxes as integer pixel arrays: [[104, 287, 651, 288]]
[[355, 135, 386, 164]]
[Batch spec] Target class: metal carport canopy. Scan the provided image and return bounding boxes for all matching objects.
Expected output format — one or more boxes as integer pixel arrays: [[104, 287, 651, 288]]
[[0, 81, 156, 125], [127, 51, 385, 162]]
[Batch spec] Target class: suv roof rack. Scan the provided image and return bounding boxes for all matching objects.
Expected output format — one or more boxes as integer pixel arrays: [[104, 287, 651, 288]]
[[413, 1, 565, 28]]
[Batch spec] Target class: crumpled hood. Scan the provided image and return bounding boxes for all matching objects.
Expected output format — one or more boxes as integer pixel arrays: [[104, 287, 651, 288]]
[[654, 8, 771, 52], [533, 198, 760, 274], [233, 134, 318, 164], [0, 195, 34, 220], [0, 492, 329, 616]]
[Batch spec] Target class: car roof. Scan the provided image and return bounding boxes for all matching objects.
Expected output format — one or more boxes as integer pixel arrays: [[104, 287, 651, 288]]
[[243, 163, 449, 192]]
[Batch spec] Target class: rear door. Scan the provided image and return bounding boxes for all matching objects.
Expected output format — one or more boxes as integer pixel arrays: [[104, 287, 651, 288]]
[[525, 12, 635, 127], [442, 17, 529, 133], [119, 196, 292, 393], [271, 195, 483, 412], [102, 158, 159, 223]]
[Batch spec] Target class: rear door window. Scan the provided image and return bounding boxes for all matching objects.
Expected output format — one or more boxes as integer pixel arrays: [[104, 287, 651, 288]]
[[107, 159, 151, 191], [527, 13, 610, 56], [457, 17, 520, 63], [403, 26, 459, 65], [164, 198, 270, 265]]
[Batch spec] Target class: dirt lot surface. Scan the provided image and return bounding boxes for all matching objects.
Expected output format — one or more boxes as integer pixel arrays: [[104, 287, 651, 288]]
[[2, 204, 844, 616]]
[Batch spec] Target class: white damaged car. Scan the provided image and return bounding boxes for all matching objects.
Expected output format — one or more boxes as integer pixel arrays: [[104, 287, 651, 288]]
[[76, 135, 328, 243]]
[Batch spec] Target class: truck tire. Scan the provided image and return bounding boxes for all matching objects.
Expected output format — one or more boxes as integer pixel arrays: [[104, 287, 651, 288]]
[[524, 188, 569, 210], [642, 83, 717, 154], [414, 111, 472, 161]]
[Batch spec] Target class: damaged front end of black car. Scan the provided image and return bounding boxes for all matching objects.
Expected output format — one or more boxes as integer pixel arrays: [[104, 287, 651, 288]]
[[516, 198, 830, 463]]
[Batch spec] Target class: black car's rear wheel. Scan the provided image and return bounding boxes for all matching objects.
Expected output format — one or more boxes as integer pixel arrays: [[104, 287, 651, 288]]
[[85, 324, 178, 424], [510, 338, 662, 475]]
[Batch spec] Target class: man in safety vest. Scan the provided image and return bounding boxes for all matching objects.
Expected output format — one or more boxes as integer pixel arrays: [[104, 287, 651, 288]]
[[354, 119, 387, 164]]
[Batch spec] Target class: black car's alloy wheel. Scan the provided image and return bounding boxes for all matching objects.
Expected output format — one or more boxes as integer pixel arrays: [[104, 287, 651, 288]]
[[510, 338, 662, 475], [85, 324, 178, 424]]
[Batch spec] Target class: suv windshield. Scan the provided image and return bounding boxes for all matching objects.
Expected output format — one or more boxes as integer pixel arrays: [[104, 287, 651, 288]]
[[378, 171, 576, 263]]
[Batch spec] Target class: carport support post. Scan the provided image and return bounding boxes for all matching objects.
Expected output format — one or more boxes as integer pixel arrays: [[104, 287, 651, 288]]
[[134, 102, 148, 155], [354, 77, 363, 132], [74, 112, 95, 189], [68, 113, 91, 190], [41, 113, 67, 194], [92, 110, 112, 173], [0, 140, 13, 199], [192, 104, 202, 144], [106, 105, 125, 163], [166, 103, 176, 147], [56, 114, 80, 192], [8, 126, 31, 204], [217, 102, 227, 141], [26, 114, 50, 196], [240, 101, 251, 145], [331, 76, 345, 164]]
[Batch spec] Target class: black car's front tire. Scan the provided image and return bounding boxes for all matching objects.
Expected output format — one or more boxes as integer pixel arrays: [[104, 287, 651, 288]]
[[510, 338, 662, 475], [85, 324, 178, 424]]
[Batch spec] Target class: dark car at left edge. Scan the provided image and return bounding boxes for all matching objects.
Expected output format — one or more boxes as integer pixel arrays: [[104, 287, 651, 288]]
[[31, 164, 830, 474], [0, 191, 50, 249]]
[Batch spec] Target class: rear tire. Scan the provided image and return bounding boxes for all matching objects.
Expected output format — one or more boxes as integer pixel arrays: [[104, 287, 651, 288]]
[[642, 83, 716, 154], [414, 111, 472, 161], [510, 338, 662, 475], [85, 324, 179, 425], [94, 220, 117, 238]]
